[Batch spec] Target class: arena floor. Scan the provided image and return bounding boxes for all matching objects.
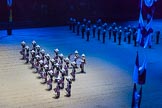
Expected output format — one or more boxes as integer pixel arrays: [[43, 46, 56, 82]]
[[0, 20, 162, 108]]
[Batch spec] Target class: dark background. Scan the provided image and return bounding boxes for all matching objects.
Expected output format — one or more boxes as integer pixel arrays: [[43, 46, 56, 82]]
[[0, 0, 162, 27]]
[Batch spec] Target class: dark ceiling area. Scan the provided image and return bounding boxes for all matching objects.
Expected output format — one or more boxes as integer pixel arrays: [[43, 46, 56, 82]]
[[0, 0, 162, 27]]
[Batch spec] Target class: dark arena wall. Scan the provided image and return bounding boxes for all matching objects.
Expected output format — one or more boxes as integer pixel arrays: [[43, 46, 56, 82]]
[[0, 0, 162, 27]]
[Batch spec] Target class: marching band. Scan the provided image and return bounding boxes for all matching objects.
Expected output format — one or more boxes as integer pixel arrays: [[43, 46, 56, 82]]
[[20, 40, 86, 99]]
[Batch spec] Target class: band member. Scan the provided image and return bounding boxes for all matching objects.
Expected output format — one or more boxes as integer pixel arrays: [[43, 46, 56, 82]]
[[38, 60, 44, 78], [54, 48, 59, 62], [81, 24, 86, 39], [118, 29, 122, 45], [48, 69, 54, 80], [20, 41, 26, 59], [68, 50, 79, 63], [53, 84, 60, 99], [124, 27, 128, 42], [40, 70, 46, 83], [96, 18, 102, 27], [108, 26, 112, 40], [64, 57, 70, 76], [35, 55, 40, 73], [70, 61, 77, 81], [102, 22, 108, 30], [53, 77, 61, 99], [69, 17, 73, 30], [25, 46, 29, 63], [59, 53, 64, 69], [92, 24, 97, 38], [132, 26, 137, 46], [54, 63, 60, 82], [76, 21, 81, 35], [47, 70, 54, 90], [128, 29, 132, 44], [40, 49, 45, 62], [86, 28, 90, 41], [65, 76, 72, 97], [45, 54, 50, 67], [80, 54, 86, 73], [97, 26, 101, 41], [50, 58, 55, 70], [81, 54, 86, 63], [60, 69, 66, 89], [64, 57, 70, 68], [113, 27, 118, 43], [102, 29, 106, 43], [31, 40, 37, 51], [72, 18, 76, 33], [47, 75, 53, 90], [41, 64, 49, 83], [82, 18, 87, 25], [30, 50, 36, 68], [36, 45, 41, 56], [74, 50, 79, 62], [86, 20, 91, 28], [112, 22, 116, 29]]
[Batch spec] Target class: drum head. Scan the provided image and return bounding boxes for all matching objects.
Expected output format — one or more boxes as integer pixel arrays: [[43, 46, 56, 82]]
[[76, 57, 82, 67], [68, 54, 75, 62]]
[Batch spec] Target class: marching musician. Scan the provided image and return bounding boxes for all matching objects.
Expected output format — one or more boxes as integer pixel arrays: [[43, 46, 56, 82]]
[[40, 49, 45, 62], [65, 76, 72, 97], [30, 50, 35, 68], [118, 29, 122, 45], [54, 48, 59, 62], [50, 58, 55, 70], [25, 46, 29, 63], [81, 24, 86, 39], [76, 21, 81, 35], [54, 63, 60, 82], [60, 68, 66, 89], [38, 60, 44, 78], [80, 54, 86, 73], [31, 40, 37, 51], [74, 50, 79, 62], [59, 53, 64, 69], [35, 55, 40, 73], [45, 54, 50, 67], [20, 41, 26, 59], [92, 24, 97, 38], [70, 61, 77, 81], [36, 45, 40, 56], [47, 70, 54, 90], [53, 77, 61, 99], [64, 57, 69, 76], [108, 26, 112, 40], [41, 64, 49, 83]]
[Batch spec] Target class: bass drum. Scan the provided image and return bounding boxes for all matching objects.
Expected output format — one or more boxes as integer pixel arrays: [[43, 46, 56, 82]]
[[68, 53, 75, 62], [76, 57, 82, 67]]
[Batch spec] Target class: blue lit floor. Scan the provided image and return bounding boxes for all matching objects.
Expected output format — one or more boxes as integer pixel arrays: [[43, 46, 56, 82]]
[[0, 20, 162, 108]]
